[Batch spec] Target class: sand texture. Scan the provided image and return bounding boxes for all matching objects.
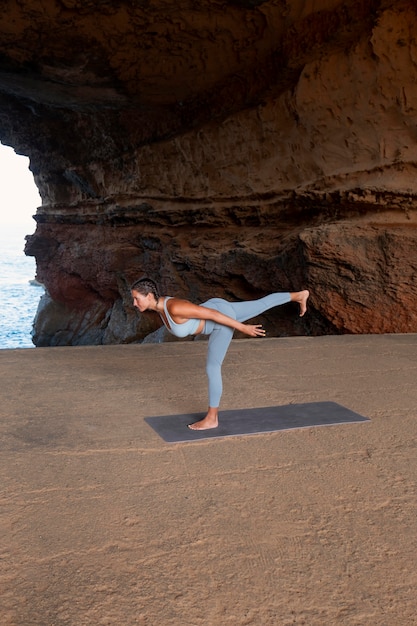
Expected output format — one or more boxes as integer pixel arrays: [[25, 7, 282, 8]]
[[1, 334, 416, 625]]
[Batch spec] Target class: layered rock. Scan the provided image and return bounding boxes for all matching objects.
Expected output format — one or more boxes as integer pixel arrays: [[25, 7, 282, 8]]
[[0, 0, 416, 344]]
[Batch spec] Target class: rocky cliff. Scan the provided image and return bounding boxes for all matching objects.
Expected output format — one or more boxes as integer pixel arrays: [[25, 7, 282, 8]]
[[0, 0, 416, 345]]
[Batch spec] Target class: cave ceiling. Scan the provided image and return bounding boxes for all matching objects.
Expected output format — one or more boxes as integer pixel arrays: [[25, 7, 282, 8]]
[[0, 0, 380, 160]]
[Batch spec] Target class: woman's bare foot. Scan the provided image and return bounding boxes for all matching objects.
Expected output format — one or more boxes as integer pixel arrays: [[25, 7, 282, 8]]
[[291, 289, 309, 317], [188, 408, 219, 430]]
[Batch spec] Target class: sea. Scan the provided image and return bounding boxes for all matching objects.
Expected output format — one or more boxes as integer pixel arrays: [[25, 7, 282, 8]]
[[0, 224, 44, 349]]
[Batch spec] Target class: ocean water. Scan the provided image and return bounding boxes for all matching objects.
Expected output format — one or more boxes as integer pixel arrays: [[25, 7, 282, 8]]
[[0, 225, 44, 349]]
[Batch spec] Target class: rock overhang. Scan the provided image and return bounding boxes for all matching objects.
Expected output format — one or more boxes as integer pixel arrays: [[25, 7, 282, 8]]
[[0, 0, 416, 345]]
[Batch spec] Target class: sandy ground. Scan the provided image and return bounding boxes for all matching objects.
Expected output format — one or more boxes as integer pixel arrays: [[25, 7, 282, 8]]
[[0, 334, 416, 626]]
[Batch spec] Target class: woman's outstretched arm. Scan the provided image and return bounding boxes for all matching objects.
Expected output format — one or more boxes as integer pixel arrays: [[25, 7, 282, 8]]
[[166, 298, 266, 337]]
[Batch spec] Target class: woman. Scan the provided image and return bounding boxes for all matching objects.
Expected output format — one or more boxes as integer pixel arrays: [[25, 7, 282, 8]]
[[131, 278, 309, 430]]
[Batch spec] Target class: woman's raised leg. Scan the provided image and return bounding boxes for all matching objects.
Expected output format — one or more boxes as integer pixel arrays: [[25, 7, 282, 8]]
[[230, 290, 309, 322]]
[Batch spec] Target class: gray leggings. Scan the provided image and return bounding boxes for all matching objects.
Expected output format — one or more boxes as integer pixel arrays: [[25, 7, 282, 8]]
[[201, 293, 291, 407]]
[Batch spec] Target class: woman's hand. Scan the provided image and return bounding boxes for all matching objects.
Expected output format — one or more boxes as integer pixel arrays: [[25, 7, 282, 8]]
[[241, 324, 266, 337]]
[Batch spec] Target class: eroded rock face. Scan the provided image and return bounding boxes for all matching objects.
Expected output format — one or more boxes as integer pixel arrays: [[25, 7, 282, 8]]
[[0, 0, 416, 344]]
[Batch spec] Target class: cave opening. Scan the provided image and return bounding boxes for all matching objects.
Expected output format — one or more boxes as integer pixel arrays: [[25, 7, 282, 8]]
[[0, 142, 43, 349]]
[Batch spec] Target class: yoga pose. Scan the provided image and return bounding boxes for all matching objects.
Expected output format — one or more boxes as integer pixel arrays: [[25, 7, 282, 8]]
[[131, 278, 309, 430]]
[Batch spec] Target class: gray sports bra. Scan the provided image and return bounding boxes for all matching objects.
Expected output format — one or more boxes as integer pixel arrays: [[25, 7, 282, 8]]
[[162, 297, 201, 338]]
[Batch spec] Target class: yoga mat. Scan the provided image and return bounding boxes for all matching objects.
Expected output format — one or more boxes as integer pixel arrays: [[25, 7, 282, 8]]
[[144, 401, 370, 443]]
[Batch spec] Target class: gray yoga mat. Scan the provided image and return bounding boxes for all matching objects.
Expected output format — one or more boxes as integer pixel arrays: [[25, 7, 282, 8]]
[[144, 401, 370, 443]]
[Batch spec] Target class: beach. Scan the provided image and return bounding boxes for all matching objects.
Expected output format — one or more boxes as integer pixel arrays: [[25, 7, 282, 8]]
[[1, 334, 416, 625]]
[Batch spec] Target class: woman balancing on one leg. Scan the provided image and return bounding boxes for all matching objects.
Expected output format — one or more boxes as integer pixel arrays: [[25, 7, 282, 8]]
[[131, 278, 309, 431]]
